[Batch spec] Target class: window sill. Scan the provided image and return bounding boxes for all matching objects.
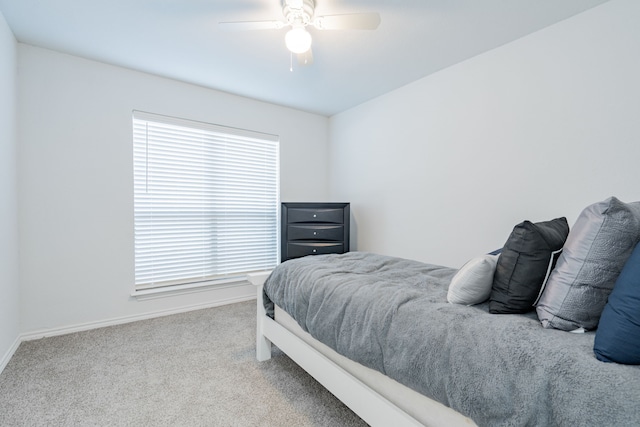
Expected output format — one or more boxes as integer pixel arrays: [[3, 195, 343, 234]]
[[131, 275, 252, 301]]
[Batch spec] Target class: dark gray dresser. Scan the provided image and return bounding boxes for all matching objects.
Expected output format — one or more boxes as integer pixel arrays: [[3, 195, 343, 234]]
[[281, 202, 350, 262]]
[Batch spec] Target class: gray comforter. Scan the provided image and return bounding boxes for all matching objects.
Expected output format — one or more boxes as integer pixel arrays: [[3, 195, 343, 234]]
[[263, 252, 640, 427]]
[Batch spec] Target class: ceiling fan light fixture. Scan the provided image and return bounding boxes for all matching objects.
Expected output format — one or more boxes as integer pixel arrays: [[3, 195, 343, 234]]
[[285, 27, 312, 54]]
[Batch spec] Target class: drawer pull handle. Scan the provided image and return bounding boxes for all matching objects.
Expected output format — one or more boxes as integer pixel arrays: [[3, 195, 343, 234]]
[[313, 232, 317, 235], [313, 249, 317, 253], [313, 214, 317, 218]]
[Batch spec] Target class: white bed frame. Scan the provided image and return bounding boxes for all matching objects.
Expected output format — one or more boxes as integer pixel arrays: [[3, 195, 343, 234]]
[[254, 281, 475, 427]]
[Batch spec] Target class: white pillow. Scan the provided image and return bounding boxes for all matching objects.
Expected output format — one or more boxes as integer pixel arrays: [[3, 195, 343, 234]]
[[447, 254, 500, 305]]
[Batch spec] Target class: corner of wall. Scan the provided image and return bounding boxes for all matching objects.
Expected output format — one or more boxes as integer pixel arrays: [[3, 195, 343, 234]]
[[0, 9, 21, 373]]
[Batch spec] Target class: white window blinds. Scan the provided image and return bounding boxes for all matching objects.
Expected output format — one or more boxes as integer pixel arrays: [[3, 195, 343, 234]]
[[133, 111, 279, 290]]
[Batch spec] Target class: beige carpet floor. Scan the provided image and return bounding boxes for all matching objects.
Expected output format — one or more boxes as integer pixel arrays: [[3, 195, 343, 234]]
[[0, 301, 367, 426]]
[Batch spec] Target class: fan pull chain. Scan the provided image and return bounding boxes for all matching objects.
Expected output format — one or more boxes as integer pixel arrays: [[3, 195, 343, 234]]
[[290, 52, 294, 72]]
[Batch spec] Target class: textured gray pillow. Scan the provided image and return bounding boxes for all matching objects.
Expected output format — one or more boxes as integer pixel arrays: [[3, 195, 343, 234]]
[[536, 197, 640, 331]]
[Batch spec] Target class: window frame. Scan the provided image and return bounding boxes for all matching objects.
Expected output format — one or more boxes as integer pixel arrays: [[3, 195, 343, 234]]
[[131, 110, 280, 297]]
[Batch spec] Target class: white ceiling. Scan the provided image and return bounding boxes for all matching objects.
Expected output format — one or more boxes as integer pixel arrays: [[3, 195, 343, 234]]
[[0, 0, 609, 116]]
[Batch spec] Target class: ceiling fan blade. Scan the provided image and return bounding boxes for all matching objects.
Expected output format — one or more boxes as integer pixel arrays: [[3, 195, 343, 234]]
[[313, 13, 381, 30], [297, 49, 313, 66], [218, 20, 285, 31]]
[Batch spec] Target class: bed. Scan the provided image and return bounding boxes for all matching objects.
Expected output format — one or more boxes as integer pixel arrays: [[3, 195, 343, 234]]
[[254, 251, 640, 427]]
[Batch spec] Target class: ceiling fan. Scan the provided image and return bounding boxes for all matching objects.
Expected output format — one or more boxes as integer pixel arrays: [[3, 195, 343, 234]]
[[219, 0, 381, 66]]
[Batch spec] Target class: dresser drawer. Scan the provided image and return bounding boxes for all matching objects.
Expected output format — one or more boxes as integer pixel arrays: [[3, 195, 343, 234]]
[[287, 242, 344, 259], [281, 202, 350, 262], [287, 208, 344, 224], [288, 225, 344, 241]]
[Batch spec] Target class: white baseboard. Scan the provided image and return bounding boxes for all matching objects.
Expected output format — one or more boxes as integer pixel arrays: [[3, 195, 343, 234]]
[[0, 335, 21, 375], [20, 294, 257, 342]]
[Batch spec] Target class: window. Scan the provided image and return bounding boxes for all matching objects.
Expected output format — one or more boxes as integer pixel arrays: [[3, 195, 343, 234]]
[[133, 111, 279, 293]]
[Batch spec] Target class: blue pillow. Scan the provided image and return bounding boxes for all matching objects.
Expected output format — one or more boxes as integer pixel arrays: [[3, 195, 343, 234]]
[[594, 242, 640, 364]]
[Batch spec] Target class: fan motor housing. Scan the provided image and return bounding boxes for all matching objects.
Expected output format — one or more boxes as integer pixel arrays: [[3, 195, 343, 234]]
[[282, 0, 315, 26]]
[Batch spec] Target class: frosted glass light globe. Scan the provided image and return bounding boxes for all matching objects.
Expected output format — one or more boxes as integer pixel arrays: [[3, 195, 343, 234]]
[[285, 27, 312, 54]]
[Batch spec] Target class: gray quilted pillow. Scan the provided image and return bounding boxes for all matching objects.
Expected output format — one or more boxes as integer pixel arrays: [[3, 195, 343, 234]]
[[536, 197, 640, 331]]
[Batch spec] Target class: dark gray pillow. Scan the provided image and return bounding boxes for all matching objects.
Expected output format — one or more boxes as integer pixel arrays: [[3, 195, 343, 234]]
[[489, 217, 569, 314], [536, 197, 640, 331]]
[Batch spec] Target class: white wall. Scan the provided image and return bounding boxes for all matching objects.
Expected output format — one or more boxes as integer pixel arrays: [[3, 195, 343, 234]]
[[0, 11, 20, 369], [17, 45, 329, 334], [329, 0, 640, 268], [12, 0, 640, 337]]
